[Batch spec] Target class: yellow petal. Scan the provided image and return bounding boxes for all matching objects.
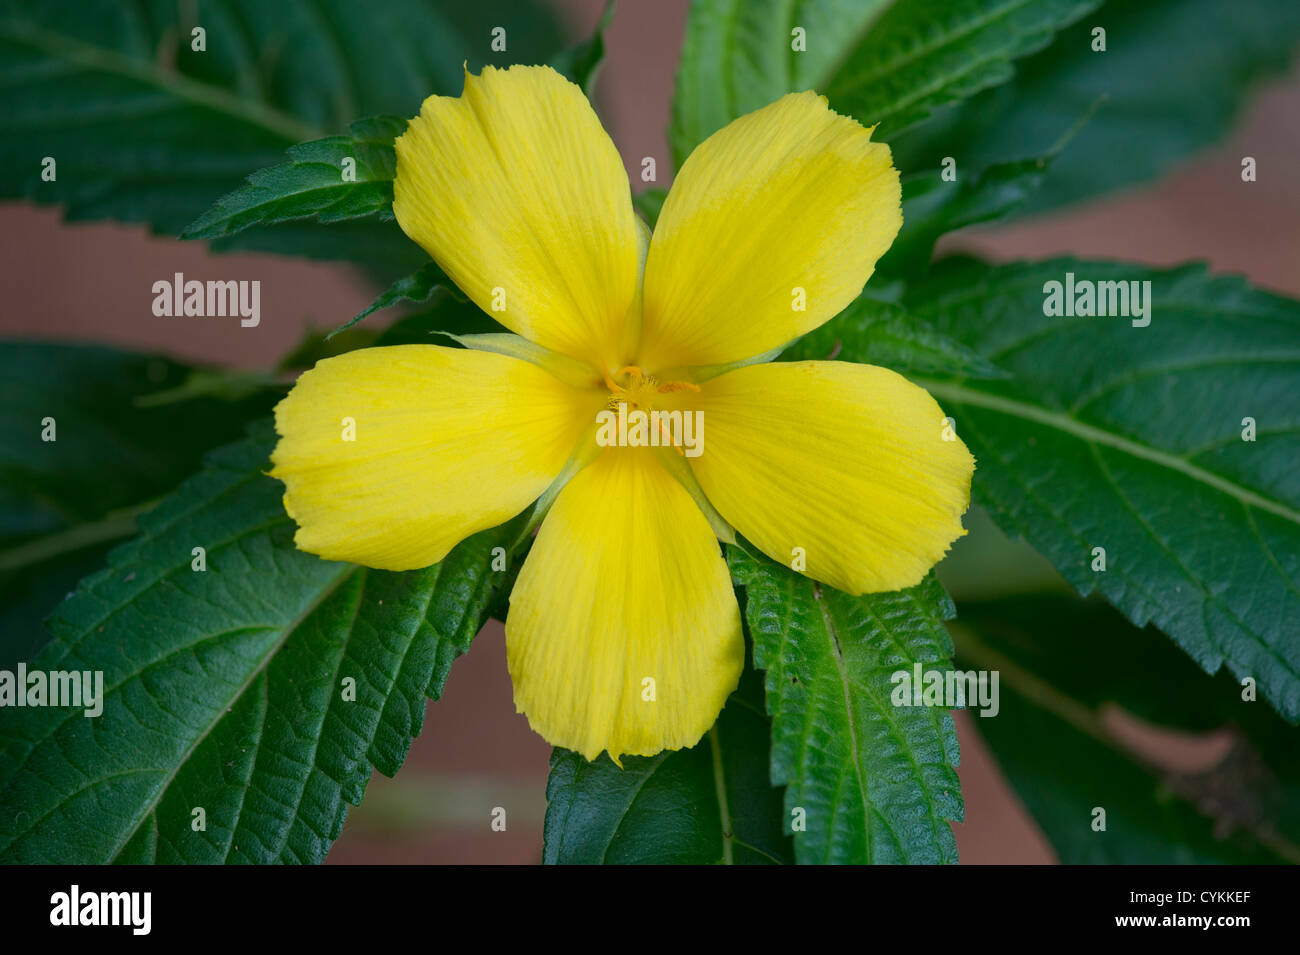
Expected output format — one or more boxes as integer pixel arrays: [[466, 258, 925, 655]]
[[270, 345, 602, 571], [688, 361, 974, 595], [393, 65, 640, 370], [506, 449, 744, 762], [638, 92, 902, 372]]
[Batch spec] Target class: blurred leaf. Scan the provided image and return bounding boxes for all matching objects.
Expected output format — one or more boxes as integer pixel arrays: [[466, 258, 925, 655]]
[[782, 295, 1007, 380], [960, 596, 1229, 730], [0, 542, 113, 671], [891, 0, 1300, 215], [955, 595, 1300, 863], [333, 261, 457, 338], [549, 0, 615, 95], [276, 325, 384, 372], [275, 296, 501, 373], [0, 423, 523, 863], [0, 342, 274, 671], [544, 664, 793, 864], [373, 297, 501, 345], [132, 369, 283, 408], [205, 217, 429, 273], [632, 188, 667, 228], [728, 544, 963, 864], [670, 0, 1097, 167], [671, 0, 890, 165], [936, 507, 1075, 604], [0, 343, 273, 546], [437, 0, 566, 69], [880, 155, 1053, 278], [907, 257, 1300, 722]]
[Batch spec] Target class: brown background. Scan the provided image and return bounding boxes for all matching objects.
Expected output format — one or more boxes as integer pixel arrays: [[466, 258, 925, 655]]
[[1, 0, 1296, 863]]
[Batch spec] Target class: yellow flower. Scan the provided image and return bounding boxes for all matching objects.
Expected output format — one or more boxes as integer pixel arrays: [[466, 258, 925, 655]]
[[270, 65, 974, 763]]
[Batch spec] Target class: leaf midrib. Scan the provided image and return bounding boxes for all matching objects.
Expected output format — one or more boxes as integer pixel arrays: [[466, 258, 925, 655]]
[[183, 179, 391, 238], [827, 0, 1051, 97], [920, 378, 1300, 527], [262, 566, 368, 862], [0, 18, 324, 144], [103, 563, 357, 862], [812, 585, 873, 862]]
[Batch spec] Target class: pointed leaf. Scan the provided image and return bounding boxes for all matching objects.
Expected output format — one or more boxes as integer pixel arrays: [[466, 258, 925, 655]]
[[782, 295, 1006, 380], [181, 117, 406, 240], [332, 261, 458, 338], [0, 423, 520, 863], [670, 0, 1098, 166], [0, 0, 561, 261], [543, 665, 792, 864], [907, 258, 1300, 722], [728, 544, 963, 864], [891, 0, 1300, 215]]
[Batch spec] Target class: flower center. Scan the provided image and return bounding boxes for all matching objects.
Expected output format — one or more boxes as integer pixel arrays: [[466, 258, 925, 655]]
[[602, 365, 700, 454], [603, 365, 699, 410]]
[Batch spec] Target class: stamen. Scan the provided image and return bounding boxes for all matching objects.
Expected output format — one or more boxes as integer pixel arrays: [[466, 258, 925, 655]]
[[602, 364, 699, 455]]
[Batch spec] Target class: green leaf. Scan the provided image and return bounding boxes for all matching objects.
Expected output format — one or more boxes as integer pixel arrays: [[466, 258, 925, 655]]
[[892, 0, 1300, 215], [0, 544, 113, 672], [181, 116, 406, 241], [0, 0, 561, 259], [0, 343, 274, 671], [372, 301, 501, 345], [632, 188, 667, 228], [0, 343, 273, 547], [0, 422, 520, 863], [671, 0, 889, 166], [905, 257, 1300, 723], [782, 295, 1006, 380], [332, 261, 458, 338], [543, 664, 793, 864], [670, 0, 1097, 167], [209, 218, 430, 273], [549, 0, 615, 95], [274, 298, 502, 374], [728, 543, 962, 864], [954, 595, 1300, 863], [880, 155, 1052, 278]]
